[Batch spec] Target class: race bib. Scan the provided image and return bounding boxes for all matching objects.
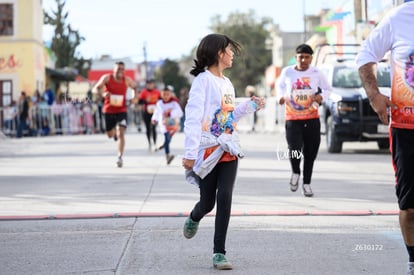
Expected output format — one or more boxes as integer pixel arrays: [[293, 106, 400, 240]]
[[221, 83, 235, 112], [109, 94, 124, 107], [290, 89, 314, 110]]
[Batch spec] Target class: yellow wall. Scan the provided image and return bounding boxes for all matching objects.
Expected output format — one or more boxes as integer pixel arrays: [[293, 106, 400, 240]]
[[17, 0, 43, 41], [0, 42, 45, 96], [0, 0, 45, 101]]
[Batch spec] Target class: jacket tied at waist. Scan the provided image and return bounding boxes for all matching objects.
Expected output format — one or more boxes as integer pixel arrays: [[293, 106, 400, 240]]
[[185, 131, 244, 186]]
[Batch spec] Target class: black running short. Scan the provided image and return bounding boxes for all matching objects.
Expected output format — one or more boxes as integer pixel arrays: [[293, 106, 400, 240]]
[[104, 112, 127, 132], [391, 127, 414, 210]]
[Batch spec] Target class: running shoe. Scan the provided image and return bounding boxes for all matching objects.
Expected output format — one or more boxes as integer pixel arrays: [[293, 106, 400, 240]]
[[116, 157, 123, 168], [303, 184, 314, 197], [183, 216, 199, 239], [290, 173, 300, 192], [213, 253, 233, 270], [167, 154, 175, 165]]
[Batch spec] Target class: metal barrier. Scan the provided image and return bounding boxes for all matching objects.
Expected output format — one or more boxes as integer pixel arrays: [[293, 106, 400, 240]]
[[0, 103, 106, 138], [1, 97, 281, 138]]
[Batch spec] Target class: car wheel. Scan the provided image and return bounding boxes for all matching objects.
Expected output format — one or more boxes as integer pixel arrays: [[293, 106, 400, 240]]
[[326, 116, 342, 153], [377, 139, 390, 150]]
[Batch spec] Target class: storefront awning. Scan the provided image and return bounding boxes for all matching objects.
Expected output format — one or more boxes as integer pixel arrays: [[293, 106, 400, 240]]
[[46, 67, 78, 81]]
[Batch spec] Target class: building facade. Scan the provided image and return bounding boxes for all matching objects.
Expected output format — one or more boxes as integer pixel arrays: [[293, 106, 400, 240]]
[[0, 0, 46, 108]]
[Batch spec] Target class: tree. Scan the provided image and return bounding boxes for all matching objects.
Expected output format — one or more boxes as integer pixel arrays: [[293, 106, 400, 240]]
[[44, 0, 90, 77], [156, 59, 190, 99], [210, 10, 273, 96]]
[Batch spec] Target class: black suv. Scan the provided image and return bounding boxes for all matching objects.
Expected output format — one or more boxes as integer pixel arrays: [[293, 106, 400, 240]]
[[314, 44, 390, 153]]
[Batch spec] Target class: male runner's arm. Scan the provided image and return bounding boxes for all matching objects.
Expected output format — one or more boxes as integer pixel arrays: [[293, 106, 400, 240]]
[[359, 62, 396, 125], [92, 74, 110, 98]]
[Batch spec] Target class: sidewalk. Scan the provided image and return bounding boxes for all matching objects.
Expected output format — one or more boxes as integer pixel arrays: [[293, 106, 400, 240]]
[[0, 130, 406, 274]]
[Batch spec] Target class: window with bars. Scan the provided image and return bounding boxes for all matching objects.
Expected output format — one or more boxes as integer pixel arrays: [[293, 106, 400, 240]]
[[0, 4, 13, 36]]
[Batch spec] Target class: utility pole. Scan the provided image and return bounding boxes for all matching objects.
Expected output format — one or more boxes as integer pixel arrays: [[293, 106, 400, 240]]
[[354, 0, 367, 22], [143, 42, 148, 81], [303, 0, 307, 42], [354, 0, 369, 43]]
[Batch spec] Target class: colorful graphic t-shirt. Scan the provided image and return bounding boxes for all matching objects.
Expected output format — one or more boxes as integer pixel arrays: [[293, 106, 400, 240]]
[[204, 80, 236, 162], [276, 66, 331, 121], [151, 98, 183, 134], [356, 2, 414, 129], [184, 70, 257, 170]]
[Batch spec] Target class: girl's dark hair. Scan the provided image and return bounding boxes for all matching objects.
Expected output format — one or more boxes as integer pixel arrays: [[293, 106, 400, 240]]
[[190, 33, 241, 76]]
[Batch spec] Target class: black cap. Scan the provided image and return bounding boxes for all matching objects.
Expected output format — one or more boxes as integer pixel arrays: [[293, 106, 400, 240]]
[[296, 44, 314, 55]]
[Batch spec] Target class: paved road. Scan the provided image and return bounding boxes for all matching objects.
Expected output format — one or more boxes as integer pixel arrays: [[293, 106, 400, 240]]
[[0, 129, 407, 274]]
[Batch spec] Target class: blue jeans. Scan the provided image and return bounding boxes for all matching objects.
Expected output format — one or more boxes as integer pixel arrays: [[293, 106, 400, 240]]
[[17, 119, 28, 138], [163, 132, 172, 154]]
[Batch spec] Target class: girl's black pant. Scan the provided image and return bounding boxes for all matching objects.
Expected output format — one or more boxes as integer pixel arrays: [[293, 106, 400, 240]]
[[190, 159, 238, 254]]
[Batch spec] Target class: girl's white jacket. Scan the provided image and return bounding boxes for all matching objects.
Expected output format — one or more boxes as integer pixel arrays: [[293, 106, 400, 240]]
[[184, 70, 257, 173], [151, 99, 183, 134]]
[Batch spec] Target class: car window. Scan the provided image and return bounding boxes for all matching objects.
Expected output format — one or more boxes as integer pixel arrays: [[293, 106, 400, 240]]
[[332, 66, 391, 88], [333, 67, 361, 88]]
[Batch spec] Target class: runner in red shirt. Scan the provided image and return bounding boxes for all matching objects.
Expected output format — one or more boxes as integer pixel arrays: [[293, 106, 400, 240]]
[[138, 79, 161, 151], [93, 61, 137, 167]]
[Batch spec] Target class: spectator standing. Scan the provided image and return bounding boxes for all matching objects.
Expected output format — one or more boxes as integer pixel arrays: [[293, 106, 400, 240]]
[[52, 95, 63, 135], [37, 95, 50, 136], [16, 91, 29, 138], [245, 85, 258, 132], [43, 86, 55, 106], [95, 92, 105, 133], [31, 89, 41, 105], [3, 100, 17, 136]]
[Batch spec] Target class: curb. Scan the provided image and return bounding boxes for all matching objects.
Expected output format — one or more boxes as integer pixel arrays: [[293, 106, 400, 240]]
[[0, 210, 399, 221]]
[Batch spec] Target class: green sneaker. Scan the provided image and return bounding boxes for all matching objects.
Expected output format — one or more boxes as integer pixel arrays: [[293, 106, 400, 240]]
[[213, 253, 233, 270], [183, 216, 199, 239]]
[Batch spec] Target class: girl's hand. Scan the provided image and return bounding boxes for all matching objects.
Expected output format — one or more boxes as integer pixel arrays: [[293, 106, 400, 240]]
[[251, 96, 266, 110], [182, 158, 195, 170]]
